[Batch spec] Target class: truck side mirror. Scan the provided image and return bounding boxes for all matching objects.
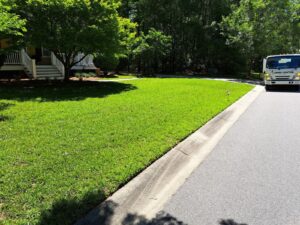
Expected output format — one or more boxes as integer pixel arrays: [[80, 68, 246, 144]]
[[263, 58, 267, 73]]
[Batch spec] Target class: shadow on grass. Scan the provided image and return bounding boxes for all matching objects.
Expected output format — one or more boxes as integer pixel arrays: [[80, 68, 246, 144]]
[[38, 191, 248, 225], [0, 102, 14, 121], [38, 190, 107, 225], [0, 81, 137, 102]]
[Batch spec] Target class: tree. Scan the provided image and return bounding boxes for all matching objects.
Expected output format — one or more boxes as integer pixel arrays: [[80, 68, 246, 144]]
[[221, 0, 300, 73], [113, 16, 137, 73], [94, 53, 119, 76], [119, 0, 234, 74], [0, 0, 26, 67], [94, 16, 137, 75], [290, 0, 300, 52], [132, 28, 171, 75], [17, 0, 122, 80]]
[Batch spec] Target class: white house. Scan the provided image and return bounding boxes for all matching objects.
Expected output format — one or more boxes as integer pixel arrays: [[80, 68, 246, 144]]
[[1, 47, 96, 80]]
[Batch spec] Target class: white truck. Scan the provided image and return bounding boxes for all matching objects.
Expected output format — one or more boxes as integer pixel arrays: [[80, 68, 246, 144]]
[[263, 54, 300, 90]]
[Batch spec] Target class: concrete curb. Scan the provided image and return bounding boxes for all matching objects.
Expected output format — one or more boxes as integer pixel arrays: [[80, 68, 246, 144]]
[[75, 85, 264, 225]]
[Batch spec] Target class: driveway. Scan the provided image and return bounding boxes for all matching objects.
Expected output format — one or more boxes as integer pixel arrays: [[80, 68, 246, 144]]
[[164, 87, 300, 225]]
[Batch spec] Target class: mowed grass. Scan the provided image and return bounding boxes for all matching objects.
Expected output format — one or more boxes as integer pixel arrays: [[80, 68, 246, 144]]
[[0, 79, 253, 225]]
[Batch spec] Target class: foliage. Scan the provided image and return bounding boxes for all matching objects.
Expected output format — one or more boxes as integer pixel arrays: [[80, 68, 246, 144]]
[[94, 53, 120, 75], [1, 0, 299, 75], [0, 79, 252, 225], [132, 28, 172, 75], [118, 0, 300, 75], [117, 17, 137, 59], [16, 0, 122, 79], [221, 0, 300, 72], [118, 0, 234, 74], [74, 72, 96, 80], [93, 17, 137, 74], [0, 0, 26, 66]]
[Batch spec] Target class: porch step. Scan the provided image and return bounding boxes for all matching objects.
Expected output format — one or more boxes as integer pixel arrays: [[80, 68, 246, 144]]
[[36, 65, 64, 80]]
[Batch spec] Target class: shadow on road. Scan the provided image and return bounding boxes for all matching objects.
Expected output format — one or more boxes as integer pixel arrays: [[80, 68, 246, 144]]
[[37, 190, 248, 225], [266, 85, 300, 93], [219, 219, 248, 225], [38, 195, 187, 225]]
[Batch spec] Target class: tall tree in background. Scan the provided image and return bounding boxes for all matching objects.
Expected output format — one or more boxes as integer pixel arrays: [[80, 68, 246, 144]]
[[119, 0, 234, 74], [221, 0, 300, 73], [2, 0, 297, 77], [132, 28, 171, 75], [119, 0, 300, 75], [290, 0, 300, 51], [93, 16, 137, 75]]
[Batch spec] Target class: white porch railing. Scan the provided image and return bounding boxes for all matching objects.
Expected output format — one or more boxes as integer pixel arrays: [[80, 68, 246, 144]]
[[51, 52, 65, 77], [21, 49, 36, 78], [4, 51, 21, 65]]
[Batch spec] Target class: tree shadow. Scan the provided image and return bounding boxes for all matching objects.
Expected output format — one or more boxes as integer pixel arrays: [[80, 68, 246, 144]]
[[0, 102, 14, 122], [219, 219, 248, 225], [37, 189, 249, 225], [0, 80, 137, 102], [0, 103, 13, 111], [121, 212, 188, 225], [38, 190, 107, 225], [38, 192, 187, 225]]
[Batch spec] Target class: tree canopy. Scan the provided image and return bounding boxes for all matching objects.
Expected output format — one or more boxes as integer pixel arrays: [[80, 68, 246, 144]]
[[0, 0, 26, 66], [0, 0, 299, 76], [119, 0, 300, 75], [221, 0, 300, 73], [15, 0, 126, 79], [132, 28, 171, 75]]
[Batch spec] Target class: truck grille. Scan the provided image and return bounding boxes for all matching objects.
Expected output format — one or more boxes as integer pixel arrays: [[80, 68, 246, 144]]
[[274, 75, 291, 80]]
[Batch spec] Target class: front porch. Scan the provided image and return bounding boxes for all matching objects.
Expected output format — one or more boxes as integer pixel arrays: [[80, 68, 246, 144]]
[[1, 50, 96, 80]]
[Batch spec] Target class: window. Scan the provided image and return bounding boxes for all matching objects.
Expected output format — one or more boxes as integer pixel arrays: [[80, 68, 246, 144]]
[[267, 56, 300, 69]]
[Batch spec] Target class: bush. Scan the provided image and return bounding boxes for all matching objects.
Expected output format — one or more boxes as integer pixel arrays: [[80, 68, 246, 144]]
[[74, 72, 96, 80], [94, 54, 119, 76]]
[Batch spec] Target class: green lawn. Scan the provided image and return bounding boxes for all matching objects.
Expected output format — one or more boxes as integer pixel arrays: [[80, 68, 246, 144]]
[[0, 79, 253, 225]]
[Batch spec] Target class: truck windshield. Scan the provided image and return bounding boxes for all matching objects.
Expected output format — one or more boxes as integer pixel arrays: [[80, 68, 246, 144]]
[[267, 56, 300, 69]]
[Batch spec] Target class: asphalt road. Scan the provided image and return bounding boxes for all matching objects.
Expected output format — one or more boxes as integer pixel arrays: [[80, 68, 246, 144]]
[[164, 87, 300, 225]]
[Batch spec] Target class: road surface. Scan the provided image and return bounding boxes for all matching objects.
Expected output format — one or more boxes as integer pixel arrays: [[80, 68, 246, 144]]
[[164, 87, 300, 225]]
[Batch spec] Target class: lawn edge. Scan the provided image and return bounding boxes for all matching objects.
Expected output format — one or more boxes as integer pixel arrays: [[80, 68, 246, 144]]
[[75, 84, 264, 225]]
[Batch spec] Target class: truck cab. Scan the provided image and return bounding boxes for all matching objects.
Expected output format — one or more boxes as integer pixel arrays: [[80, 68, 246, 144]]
[[263, 54, 300, 91]]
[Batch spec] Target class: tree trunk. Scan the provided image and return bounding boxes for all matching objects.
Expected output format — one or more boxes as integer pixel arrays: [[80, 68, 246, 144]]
[[64, 64, 71, 81], [63, 54, 72, 81], [246, 58, 253, 79], [137, 57, 141, 74]]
